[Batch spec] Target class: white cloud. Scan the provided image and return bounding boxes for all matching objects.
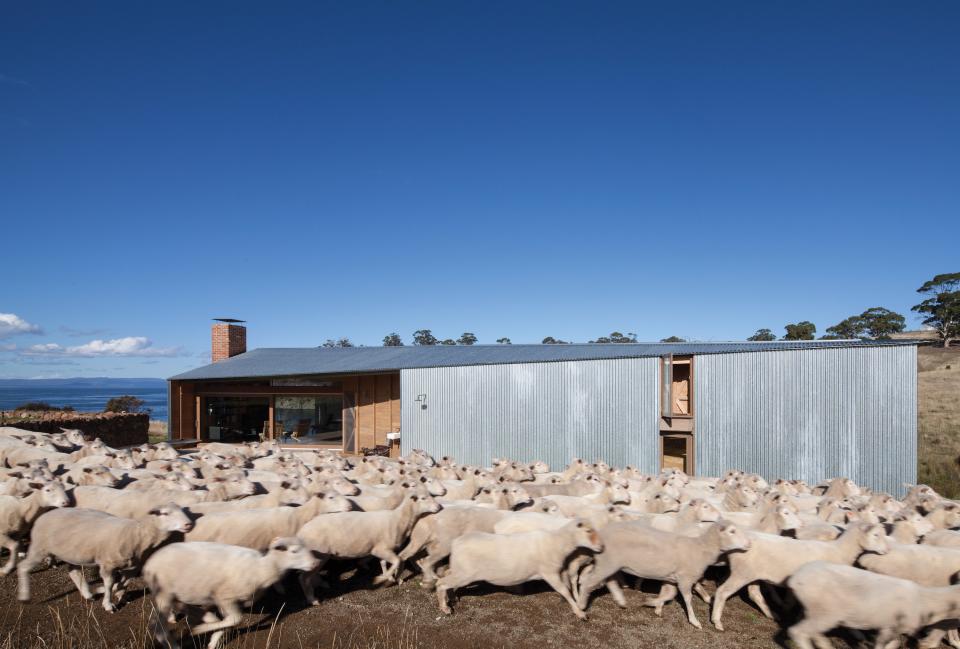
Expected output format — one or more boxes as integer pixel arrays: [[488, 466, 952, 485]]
[[22, 336, 183, 358], [0, 313, 43, 339]]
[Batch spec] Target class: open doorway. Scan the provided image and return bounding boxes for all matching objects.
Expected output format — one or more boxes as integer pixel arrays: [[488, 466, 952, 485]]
[[660, 434, 694, 473], [660, 354, 695, 474]]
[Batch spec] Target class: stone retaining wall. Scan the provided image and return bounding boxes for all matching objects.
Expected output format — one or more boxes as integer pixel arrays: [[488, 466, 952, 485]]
[[0, 411, 149, 448]]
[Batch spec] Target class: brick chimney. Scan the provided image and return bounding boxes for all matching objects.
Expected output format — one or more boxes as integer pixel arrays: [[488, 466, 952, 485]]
[[211, 319, 246, 362]]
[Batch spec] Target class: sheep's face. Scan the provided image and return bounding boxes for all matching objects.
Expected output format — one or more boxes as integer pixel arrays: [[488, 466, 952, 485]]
[[574, 521, 604, 552], [418, 476, 447, 497], [855, 505, 882, 525], [534, 499, 559, 514], [692, 499, 721, 523], [81, 466, 117, 486], [609, 484, 631, 505], [270, 538, 319, 572], [507, 486, 532, 508], [531, 461, 550, 475], [775, 506, 802, 531], [898, 511, 935, 537], [319, 492, 352, 513], [150, 504, 193, 533], [113, 452, 136, 470], [938, 503, 960, 528], [218, 474, 256, 497], [736, 486, 760, 510], [159, 473, 192, 491], [411, 494, 442, 515], [654, 494, 681, 514], [859, 524, 890, 555], [717, 522, 751, 552], [35, 481, 70, 508], [325, 478, 360, 496], [59, 428, 87, 446]]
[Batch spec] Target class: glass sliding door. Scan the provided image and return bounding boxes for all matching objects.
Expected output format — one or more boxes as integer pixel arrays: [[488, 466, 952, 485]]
[[205, 396, 270, 443], [274, 395, 343, 445]]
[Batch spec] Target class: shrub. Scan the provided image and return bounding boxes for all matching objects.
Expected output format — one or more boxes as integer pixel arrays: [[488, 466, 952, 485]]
[[15, 401, 59, 411], [104, 395, 149, 415]]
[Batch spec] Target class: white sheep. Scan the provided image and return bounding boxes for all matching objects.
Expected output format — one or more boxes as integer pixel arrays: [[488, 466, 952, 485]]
[[436, 519, 603, 619], [184, 492, 352, 550], [297, 493, 442, 603], [709, 522, 890, 630], [145, 537, 318, 649], [576, 520, 752, 628], [17, 503, 193, 611], [0, 481, 70, 574], [787, 561, 960, 649]]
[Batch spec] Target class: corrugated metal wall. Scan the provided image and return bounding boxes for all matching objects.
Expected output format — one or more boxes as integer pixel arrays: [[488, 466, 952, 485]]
[[401, 358, 661, 471], [695, 345, 917, 494]]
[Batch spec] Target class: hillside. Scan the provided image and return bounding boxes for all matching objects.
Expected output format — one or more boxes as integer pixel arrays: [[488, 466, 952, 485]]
[[917, 346, 960, 496]]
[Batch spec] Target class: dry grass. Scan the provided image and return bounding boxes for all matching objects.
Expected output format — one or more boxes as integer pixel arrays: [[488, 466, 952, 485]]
[[917, 346, 960, 497]]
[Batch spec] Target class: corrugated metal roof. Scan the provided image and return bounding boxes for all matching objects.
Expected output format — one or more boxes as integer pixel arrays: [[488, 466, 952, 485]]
[[168, 340, 918, 381]]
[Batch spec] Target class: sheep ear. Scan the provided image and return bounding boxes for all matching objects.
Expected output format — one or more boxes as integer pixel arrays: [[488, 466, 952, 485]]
[[28, 482, 45, 489], [420, 476, 427, 483], [576, 522, 584, 528], [148, 508, 161, 516], [280, 480, 292, 489], [410, 495, 420, 501], [82, 467, 93, 473]]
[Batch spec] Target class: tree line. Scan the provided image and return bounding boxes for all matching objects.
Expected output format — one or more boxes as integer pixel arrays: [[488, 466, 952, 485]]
[[320, 272, 958, 348], [748, 272, 958, 346]]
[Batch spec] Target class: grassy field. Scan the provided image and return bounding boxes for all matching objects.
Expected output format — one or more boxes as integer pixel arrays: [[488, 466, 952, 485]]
[[917, 346, 960, 497]]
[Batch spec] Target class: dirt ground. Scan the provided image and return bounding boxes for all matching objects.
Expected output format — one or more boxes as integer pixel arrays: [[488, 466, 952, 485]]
[[0, 560, 860, 649]]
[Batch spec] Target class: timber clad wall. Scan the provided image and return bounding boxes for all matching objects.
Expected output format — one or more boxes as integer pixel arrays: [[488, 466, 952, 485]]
[[400, 358, 661, 471], [168, 380, 196, 441], [351, 373, 402, 451], [694, 346, 917, 495]]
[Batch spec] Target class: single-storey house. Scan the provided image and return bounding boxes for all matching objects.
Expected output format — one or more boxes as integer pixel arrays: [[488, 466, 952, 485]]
[[168, 322, 918, 493]]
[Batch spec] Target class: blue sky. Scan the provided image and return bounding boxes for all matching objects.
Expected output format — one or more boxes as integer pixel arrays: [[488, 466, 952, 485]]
[[1, 2, 957, 379]]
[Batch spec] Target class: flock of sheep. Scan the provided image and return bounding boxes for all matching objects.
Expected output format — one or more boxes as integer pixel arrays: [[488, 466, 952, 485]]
[[2, 426, 960, 649]]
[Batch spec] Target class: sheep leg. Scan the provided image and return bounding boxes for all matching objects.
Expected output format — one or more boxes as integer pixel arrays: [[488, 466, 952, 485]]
[[919, 628, 950, 649], [786, 623, 817, 649], [787, 617, 835, 649], [643, 583, 678, 617], [192, 600, 242, 649], [0, 537, 18, 575], [746, 583, 774, 619], [372, 548, 402, 584], [16, 547, 48, 602], [710, 575, 750, 631], [873, 629, 897, 649], [575, 562, 619, 610], [417, 551, 443, 588], [298, 555, 330, 606], [148, 597, 179, 649], [100, 566, 117, 612], [677, 579, 702, 628], [542, 572, 587, 620], [68, 568, 96, 600], [606, 579, 628, 608], [694, 582, 712, 604], [435, 571, 476, 615]]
